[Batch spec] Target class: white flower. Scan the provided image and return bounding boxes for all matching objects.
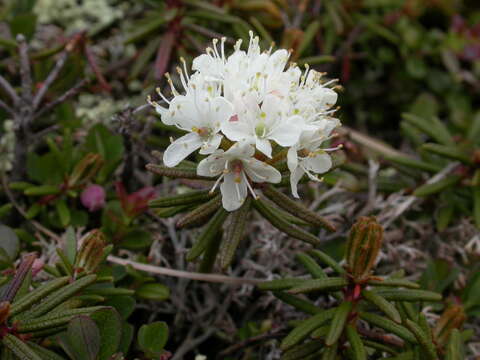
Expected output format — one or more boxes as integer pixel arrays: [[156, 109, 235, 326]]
[[221, 94, 303, 158], [287, 120, 341, 198], [149, 73, 234, 167], [197, 142, 281, 211], [148, 32, 342, 211]]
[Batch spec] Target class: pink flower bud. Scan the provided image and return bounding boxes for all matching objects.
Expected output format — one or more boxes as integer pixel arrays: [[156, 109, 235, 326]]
[[81, 184, 106, 212]]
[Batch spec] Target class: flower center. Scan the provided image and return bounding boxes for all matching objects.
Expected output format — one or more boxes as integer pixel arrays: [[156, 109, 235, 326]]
[[192, 127, 210, 137], [231, 160, 243, 183]]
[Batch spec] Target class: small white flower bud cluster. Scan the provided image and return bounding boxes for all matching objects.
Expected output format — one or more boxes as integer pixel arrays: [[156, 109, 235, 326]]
[[149, 33, 341, 211]]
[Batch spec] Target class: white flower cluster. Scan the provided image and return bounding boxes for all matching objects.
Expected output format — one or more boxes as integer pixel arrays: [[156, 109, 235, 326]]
[[149, 33, 341, 211]]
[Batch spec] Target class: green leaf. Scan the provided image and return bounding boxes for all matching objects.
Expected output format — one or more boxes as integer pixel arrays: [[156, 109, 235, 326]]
[[373, 289, 442, 302], [287, 277, 348, 295], [345, 325, 366, 360], [262, 185, 335, 231], [295, 253, 327, 279], [84, 124, 123, 183], [186, 208, 228, 261], [384, 154, 442, 173], [65, 226, 77, 265], [136, 283, 170, 301], [445, 329, 464, 360], [405, 319, 438, 359], [2, 334, 42, 360], [24, 184, 60, 196], [359, 312, 417, 343], [413, 176, 461, 197], [8, 13, 37, 40], [219, 197, 252, 269], [325, 301, 352, 346], [281, 341, 323, 360], [273, 292, 320, 315], [138, 321, 169, 356], [10, 276, 70, 317], [20, 274, 97, 319], [258, 278, 307, 291], [90, 308, 123, 360], [281, 309, 335, 350], [308, 249, 345, 275], [149, 190, 214, 208], [421, 143, 472, 164], [402, 113, 453, 146], [26, 341, 66, 360], [120, 229, 153, 250], [362, 289, 402, 323], [64, 316, 100, 360], [176, 195, 222, 228], [367, 278, 420, 289], [296, 20, 321, 58], [16, 306, 105, 332], [253, 198, 321, 246], [0, 224, 19, 262], [55, 199, 71, 227]]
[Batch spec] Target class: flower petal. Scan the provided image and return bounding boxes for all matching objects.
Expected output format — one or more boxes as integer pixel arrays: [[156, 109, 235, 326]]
[[163, 133, 203, 167], [255, 138, 272, 158], [199, 133, 223, 155], [269, 116, 303, 146], [221, 113, 253, 142], [290, 167, 304, 198], [304, 152, 332, 174], [287, 147, 298, 173], [221, 172, 247, 211], [197, 150, 226, 177], [244, 159, 281, 184], [211, 97, 234, 130]]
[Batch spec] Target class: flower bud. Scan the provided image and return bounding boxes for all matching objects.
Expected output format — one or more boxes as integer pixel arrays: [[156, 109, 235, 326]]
[[75, 230, 107, 274], [81, 184, 106, 212], [345, 216, 383, 281], [433, 305, 466, 346]]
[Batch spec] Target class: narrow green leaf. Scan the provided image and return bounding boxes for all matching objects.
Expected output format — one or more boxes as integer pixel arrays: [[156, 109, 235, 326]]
[[146, 164, 211, 180], [402, 113, 453, 146], [263, 185, 336, 231], [295, 253, 327, 279], [186, 208, 228, 261], [281, 309, 336, 350], [445, 329, 464, 360], [26, 342, 66, 360], [149, 189, 215, 208], [373, 289, 442, 302], [362, 289, 402, 323], [20, 274, 97, 319], [10, 276, 70, 316], [273, 292, 320, 315], [176, 195, 222, 228], [55, 199, 71, 227], [405, 319, 438, 360], [359, 312, 417, 343], [421, 143, 472, 164], [321, 340, 338, 360], [308, 249, 345, 275], [56, 248, 74, 276], [2, 334, 42, 360], [413, 176, 461, 197], [288, 277, 348, 295], [24, 185, 60, 196], [281, 340, 323, 360], [253, 198, 321, 246], [219, 197, 252, 269], [258, 278, 307, 291], [296, 20, 321, 58], [325, 301, 352, 346], [17, 306, 105, 332], [367, 278, 420, 289], [363, 340, 399, 355], [384, 154, 441, 173], [345, 325, 366, 360]]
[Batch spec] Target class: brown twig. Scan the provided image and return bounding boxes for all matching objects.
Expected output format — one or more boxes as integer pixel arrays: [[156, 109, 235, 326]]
[[107, 255, 263, 285], [0, 75, 19, 105]]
